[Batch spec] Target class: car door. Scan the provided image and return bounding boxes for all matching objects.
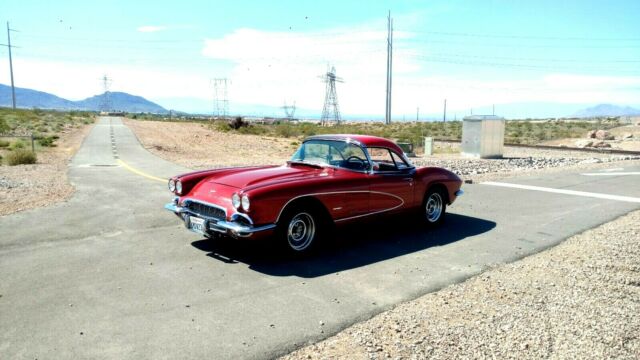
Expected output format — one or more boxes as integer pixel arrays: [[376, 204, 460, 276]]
[[367, 147, 415, 214]]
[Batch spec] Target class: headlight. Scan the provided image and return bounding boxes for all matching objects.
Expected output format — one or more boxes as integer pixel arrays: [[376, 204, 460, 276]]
[[168, 179, 176, 192], [232, 193, 241, 209], [176, 180, 183, 194], [241, 194, 250, 211]]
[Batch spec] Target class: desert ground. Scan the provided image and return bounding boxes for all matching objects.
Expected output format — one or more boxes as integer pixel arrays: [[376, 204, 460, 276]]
[[0, 122, 94, 215]]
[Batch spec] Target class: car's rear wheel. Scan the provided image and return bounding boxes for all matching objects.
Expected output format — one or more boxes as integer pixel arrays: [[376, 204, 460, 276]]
[[423, 187, 447, 226], [277, 205, 322, 254]]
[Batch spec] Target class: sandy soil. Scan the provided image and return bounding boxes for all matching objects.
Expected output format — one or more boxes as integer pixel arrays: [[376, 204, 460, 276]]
[[124, 119, 295, 169], [281, 210, 640, 359], [540, 124, 640, 151], [0, 123, 94, 216]]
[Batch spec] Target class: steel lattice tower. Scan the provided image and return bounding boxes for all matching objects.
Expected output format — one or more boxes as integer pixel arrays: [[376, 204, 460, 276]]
[[99, 74, 112, 112], [282, 100, 296, 120], [212, 78, 229, 120], [320, 66, 343, 126]]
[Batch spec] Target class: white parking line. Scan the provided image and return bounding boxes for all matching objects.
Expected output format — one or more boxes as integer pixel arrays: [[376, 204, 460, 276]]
[[581, 172, 640, 176], [481, 181, 640, 203]]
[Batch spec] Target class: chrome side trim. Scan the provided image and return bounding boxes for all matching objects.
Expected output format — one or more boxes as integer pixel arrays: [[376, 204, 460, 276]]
[[455, 189, 464, 196], [275, 190, 405, 224]]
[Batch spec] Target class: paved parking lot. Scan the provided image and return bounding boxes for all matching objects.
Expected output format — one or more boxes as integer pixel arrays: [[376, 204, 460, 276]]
[[1, 117, 638, 359]]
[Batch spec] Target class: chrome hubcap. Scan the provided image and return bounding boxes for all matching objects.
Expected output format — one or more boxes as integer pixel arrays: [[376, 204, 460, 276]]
[[287, 213, 315, 251], [425, 193, 443, 222]]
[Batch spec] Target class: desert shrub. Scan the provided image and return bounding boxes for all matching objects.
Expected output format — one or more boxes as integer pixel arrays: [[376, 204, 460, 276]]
[[238, 125, 267, 135], [0, 117, 9, 134], [0, 139, 9, 147], [38, 136, 56, 147], [10, 140, 25, 150], [229, 117, 248, 130], [214, 121, 230, 133], [6, 149, 37, 165]]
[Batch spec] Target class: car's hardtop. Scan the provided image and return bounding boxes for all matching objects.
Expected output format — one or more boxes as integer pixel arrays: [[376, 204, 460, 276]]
[[303, 134, 405, 155]]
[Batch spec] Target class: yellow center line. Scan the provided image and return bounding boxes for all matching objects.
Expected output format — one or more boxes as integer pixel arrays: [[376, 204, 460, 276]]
[[116, 159, 167, 183]]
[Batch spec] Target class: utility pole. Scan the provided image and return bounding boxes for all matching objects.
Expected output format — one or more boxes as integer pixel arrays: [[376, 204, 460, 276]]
[[1, 22, 18, 109], [492, 104, 495, 115], [385, 11, 393, 125], [443, 99, 447, 122], [416, 107, 419, 122]]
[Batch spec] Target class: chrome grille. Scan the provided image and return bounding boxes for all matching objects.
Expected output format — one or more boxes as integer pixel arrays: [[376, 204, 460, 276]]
[[185, 201, 225, 220]]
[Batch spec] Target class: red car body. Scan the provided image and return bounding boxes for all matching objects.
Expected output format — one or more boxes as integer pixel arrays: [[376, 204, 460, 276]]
[[166, 134, 463, 250]]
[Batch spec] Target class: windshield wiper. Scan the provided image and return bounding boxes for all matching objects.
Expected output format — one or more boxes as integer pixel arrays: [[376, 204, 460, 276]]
[[287, 160, 325, 169]]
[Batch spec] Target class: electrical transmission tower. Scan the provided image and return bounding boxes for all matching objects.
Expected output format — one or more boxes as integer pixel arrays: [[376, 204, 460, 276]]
[[212, 78, 229, 120], [1, 22, 19, 109], [99, 74, 112, 112], [320, 66, 343, 126], [282, 100, 296, 121]]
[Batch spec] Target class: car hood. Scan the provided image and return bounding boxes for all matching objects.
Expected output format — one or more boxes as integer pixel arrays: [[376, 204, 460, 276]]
[[207, 164, 328, 190]]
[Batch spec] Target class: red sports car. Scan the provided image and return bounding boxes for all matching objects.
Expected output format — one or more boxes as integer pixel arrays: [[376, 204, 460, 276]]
[[165, 134, 463, 253]]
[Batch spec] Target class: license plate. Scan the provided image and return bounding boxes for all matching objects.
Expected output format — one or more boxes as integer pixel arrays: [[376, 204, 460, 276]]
[[188, 216, 206, 234]]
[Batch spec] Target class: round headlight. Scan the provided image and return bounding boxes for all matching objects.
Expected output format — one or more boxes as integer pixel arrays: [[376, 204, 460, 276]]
[[232, 193, 241, 209], [175, 180, 183, 194], [168, 179, 176, 192], [241, 194, 250, 211]]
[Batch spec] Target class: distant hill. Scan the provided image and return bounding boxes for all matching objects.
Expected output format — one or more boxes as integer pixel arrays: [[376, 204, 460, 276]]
[[573, 104, 640, 118], [0, 83, 168, 113]]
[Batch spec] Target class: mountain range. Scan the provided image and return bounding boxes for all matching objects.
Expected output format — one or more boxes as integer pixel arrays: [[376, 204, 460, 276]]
[[2, 83, 640, 119], [0, 84, 167, 113], [572, 104, 640, 118]]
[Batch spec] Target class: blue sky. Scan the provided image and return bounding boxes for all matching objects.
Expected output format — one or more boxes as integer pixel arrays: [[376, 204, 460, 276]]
[[1, 0, 639, 118]]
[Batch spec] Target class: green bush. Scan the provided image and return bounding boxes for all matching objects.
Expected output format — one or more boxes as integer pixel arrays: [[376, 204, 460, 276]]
[[9, 140, 25, 150], [38, 136, 56, 147], [0, 139, 9, 147], [5, 149, 37, 165], [0, 117, 9, 134]]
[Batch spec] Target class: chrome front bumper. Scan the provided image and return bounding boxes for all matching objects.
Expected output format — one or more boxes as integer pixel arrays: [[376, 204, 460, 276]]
[[164, 203, 276, 238], [455, 189, 464, 196]]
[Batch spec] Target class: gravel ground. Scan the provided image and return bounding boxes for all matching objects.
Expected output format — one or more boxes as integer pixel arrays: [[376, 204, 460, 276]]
[[281, 210, 640, 360], [0, 124, 93, 216], [413, 142, 640, 183]]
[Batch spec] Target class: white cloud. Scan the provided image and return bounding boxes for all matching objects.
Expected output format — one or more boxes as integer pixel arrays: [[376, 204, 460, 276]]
[[137, 25, 167, 33], [201, 27, 640, 117]]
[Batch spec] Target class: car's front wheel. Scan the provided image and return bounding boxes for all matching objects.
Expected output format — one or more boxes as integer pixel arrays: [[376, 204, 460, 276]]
[[277, 206, 321, 254], [423, 187, 447, 226]]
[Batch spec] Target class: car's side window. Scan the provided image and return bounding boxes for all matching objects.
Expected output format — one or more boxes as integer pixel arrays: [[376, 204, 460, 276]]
[[390, 151, 410, 170], [368, 147, 398, 172]]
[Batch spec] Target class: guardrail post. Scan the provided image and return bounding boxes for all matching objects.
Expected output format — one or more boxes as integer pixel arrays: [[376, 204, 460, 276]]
[[31, 133, 35, 152]]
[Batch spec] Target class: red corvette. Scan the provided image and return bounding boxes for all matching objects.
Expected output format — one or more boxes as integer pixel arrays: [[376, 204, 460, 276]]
[[165, 134, 463, 253]]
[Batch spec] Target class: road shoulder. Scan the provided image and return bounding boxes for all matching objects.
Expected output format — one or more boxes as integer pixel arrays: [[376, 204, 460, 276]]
[[281, 210, 640, 359]]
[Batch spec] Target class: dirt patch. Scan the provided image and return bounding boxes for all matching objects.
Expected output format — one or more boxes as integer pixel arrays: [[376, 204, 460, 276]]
[[123, 119, 294, 169], [281, 210, 640, 359], [0, 124, 94, 216]]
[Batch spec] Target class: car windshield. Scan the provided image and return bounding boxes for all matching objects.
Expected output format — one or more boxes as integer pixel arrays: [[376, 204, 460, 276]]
[[290, 139, 370, 171]]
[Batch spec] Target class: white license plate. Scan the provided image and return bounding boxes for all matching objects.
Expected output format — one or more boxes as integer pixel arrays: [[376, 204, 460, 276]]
[[188, 216, 206, 234]]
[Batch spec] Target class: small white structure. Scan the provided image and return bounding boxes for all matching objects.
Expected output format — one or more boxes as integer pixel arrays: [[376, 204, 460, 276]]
[[423, 137, 433, 157], [461, 115, 505, 158]]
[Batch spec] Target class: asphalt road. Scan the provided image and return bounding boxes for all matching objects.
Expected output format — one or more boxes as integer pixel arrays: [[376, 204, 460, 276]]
[[1, 117, 639, 359]]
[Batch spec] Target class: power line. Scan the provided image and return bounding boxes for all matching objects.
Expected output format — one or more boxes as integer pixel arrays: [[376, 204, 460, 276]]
[[99, 74, 112, 112], [407, 30, 640, 42]]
